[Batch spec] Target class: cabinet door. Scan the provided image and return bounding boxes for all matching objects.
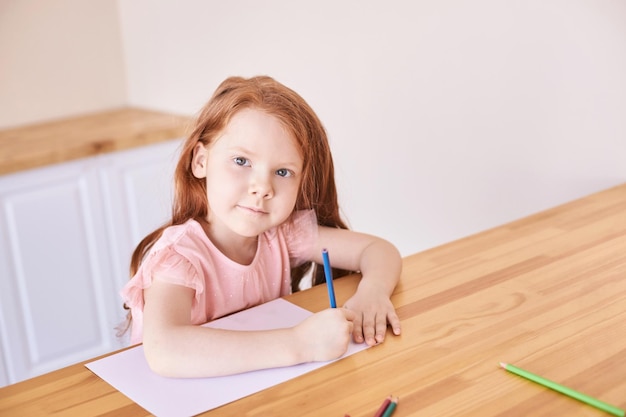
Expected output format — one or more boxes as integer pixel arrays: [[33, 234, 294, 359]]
[[98, 139, 182, 309], [0, 333, 7, 387], [0, 160, 121, 385]]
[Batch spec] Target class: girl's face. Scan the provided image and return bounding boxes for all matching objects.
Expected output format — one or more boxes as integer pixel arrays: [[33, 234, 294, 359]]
[[192, 108, 303, 244]]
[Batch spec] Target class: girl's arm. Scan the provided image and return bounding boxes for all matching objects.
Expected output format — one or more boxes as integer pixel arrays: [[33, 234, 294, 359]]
[[311, 226, 402, 346], [142, 278, 355, 377]]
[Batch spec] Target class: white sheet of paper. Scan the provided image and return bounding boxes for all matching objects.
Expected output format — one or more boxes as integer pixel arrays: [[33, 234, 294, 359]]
[[86, 298, 369, 417]]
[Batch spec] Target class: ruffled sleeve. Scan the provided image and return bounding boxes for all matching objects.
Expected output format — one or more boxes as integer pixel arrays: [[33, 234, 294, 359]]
[[121, 245, 205, 311], [282, 209, 319, 267]]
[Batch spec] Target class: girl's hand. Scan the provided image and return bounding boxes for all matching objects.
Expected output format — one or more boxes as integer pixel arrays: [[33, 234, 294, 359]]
[[343, 280, 401, 346], [294, 308, 355, 362]]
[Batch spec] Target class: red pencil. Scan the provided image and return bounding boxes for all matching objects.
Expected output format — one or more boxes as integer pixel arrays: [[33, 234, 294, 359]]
[[381, 397, 399, 417], [373, 395, 392, 417]]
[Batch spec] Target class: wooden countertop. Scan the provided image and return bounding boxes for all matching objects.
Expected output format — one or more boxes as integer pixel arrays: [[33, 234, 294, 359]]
[[0, 108, 193, 175]]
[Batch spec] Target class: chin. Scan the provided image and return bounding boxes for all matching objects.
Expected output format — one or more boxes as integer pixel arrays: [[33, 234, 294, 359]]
[[231, 222, 271, 238]]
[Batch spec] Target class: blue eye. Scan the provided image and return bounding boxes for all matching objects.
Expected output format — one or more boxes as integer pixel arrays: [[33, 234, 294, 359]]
[[234, 157, 249, 166], [276, 168, 292, 178]]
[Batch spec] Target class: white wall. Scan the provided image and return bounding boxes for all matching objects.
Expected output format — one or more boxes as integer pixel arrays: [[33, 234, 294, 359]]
[[2, 1, 625, 257], [118, 0, 626, 256], [0, 0, 126, 128]]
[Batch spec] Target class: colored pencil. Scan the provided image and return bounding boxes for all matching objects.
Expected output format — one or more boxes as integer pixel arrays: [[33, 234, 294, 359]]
[[321, 248, 337, 308], [373, 395, 391, 417], [381, 397, 398, 417], [500, 362, 625, 416]]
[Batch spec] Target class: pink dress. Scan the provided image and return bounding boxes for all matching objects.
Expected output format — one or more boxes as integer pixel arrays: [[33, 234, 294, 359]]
[[120, 210, 318, 345]]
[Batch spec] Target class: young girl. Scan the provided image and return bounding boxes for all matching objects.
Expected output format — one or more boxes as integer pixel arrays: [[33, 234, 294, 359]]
[[120, 75, 402, 378]]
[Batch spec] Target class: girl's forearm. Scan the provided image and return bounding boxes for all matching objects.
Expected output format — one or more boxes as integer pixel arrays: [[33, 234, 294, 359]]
[[357, 238, 402, 294], [143, 326, 304, 378]]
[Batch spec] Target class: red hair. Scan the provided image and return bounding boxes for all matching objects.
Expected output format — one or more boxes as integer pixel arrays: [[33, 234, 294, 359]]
[[129, 76, 350, 294]]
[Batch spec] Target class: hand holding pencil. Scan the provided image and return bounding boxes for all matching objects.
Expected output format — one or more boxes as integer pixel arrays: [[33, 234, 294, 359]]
[[293, 308, 355, 362]]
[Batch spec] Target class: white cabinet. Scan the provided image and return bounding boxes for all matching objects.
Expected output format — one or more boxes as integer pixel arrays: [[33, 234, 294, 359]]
[[0, 139, 182, 387], [98, 140, 182, 311]]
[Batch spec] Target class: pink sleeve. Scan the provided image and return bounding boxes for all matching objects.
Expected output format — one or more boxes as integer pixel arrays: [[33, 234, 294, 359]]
[[282, 209, 319, 267], [120, 246, 205, 311]]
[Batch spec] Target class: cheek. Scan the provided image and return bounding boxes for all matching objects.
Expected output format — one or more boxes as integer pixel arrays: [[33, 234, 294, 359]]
[[284, 181, 301, 208], [207, 167, 243, 191], [205, 175, 232, 205]]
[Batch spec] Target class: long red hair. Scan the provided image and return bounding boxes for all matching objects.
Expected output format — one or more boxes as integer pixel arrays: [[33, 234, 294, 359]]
[[129, 76, 350, 293]]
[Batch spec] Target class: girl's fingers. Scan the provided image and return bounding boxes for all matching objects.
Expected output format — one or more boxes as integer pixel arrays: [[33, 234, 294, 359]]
[[361, 312, 377, 346], [388, 311, 402, 335], [351, 313, 364, 343], [375, 315, 388, 343]]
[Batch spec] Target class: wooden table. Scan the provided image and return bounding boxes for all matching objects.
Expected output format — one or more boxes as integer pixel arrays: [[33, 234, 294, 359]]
[[1, 184, 625, 416]]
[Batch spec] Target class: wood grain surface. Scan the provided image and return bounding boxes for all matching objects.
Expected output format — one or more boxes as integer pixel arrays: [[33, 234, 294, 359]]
[[1, 183, 625, 416], [0, 108, 192, 175]]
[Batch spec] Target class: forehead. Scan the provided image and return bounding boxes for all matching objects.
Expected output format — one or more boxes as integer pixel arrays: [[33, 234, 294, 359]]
[[212, 108, 302, 160]]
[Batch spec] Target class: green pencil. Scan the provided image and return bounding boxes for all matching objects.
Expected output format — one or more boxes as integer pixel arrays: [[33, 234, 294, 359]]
[[500, 362, 625, 417], [381, 397, 398, 417]]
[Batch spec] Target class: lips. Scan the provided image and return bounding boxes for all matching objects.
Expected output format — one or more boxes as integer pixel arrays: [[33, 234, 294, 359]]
[[238, 205, 267, 215]]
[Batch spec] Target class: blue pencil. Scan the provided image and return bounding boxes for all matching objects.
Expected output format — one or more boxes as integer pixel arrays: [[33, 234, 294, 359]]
[[321, 248, 337, 308]]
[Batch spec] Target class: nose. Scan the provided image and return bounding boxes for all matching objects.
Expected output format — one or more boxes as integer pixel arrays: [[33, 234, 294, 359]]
[[248, 172, 274, 199]]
